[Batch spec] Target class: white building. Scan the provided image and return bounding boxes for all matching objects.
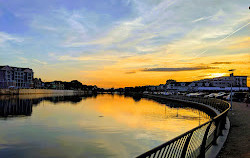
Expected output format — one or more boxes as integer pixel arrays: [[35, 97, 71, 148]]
[[164, 75, 248, 92], [165, 81, 190, 92], [196, 75, 247, 89]]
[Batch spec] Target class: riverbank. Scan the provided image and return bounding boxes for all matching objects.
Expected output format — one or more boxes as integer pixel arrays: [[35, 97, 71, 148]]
[[218, 101, 250, 158], [0, 89, 90, 95]]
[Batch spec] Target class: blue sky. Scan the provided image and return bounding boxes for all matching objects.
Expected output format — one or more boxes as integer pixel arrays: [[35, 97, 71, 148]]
[[0, 0, 249, 87]]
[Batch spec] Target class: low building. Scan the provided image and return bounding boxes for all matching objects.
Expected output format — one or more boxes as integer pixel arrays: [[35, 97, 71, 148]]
[[124, 87, 134, 92], [0, 65, 33, 89], [157, 84, 166, 91], [33, 78, 44, 89], [166, 81, 190, 92], [45, 81, 64, 90]]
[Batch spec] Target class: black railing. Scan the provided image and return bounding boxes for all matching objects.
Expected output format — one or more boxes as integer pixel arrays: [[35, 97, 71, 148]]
[[136, 95, 230, 158]]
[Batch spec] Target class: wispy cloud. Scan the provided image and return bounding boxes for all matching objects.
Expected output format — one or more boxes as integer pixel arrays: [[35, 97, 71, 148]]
[[0, 32, 23, 44], [32, 59, 47, 65], [142, 66, 217, 72], [17, 56, 28, 63], [211, 62, 232, 65], [217, 21, 250, 44], [58, 55, 117, 61], [192, 16, 213, 23], [195, 20, 250, 57], [125, 71, 136, 74], [49, 52, 132, 62]]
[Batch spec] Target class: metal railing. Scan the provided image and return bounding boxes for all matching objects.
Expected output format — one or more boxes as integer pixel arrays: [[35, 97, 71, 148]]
[[136, 95, 230, 158]]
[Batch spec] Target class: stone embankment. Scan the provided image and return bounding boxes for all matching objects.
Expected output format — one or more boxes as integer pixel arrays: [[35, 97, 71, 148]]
[[0, 89, 89, 95]]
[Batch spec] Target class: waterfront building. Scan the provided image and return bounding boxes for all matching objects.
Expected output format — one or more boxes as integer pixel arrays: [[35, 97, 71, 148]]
[[0, 65, 33, 89], [213, 75, 247, 87], [147, 86, 157, 91], [195, 74, 247, 88], [44, 81, 64, 90], [33, 78, 44, 89], [194, 75, 248, 91], [158, 84, 166, 91], [166, 81, 190, 92], [165, 75, 248, 92]]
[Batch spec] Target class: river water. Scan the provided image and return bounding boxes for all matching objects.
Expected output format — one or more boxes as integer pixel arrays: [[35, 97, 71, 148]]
[[0, 94, 210, 158]]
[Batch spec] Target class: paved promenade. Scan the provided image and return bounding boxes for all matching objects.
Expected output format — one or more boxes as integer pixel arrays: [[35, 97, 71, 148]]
[[218, 101, 250, 158]]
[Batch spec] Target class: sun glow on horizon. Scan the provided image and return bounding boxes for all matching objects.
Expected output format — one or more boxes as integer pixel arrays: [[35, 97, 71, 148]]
[[206, 73, 228, 79]]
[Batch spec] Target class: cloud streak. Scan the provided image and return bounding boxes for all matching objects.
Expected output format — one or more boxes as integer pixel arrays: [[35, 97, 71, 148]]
[[211, 62, 232, 65], [0, 32, 23, 44], [142, 66, 218, 72], [125, 71, 136, 74], [192, 16, 213, 23], [195, 20, 250, 57]]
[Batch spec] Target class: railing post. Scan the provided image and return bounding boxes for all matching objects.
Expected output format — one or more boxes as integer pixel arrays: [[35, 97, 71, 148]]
[[181, 132, 193, 158], [221, 111, 228, 129], [217, 113, 227, 136], [200, 121, 212, 158], [212, 119, 220, 145], [219, 120, 224, 136]]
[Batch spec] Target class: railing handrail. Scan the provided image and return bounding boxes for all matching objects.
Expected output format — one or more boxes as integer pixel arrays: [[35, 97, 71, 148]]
[[136, 94, 230, 158]]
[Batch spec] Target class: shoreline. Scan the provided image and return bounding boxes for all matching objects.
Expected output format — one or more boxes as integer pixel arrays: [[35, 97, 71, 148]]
[[0, 89, 93, 95]]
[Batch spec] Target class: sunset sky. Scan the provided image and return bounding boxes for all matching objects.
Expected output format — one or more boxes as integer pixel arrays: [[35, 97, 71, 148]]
[[0, 0, 249, 88]]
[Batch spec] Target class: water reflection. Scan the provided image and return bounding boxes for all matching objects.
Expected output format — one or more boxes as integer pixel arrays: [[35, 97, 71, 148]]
[[0, 94, 210, 158], [0, 96, 32, 117], [125, 94, 212, 120], [0, 94, 97, 118]]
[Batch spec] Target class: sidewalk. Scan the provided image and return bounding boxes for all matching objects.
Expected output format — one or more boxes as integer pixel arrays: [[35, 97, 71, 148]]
[[218, 101, 250, 158]]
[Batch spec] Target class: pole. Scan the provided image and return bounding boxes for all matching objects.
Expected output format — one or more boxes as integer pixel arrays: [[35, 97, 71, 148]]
[[228, 69, 235, 110], [230, 73, 233, 110]]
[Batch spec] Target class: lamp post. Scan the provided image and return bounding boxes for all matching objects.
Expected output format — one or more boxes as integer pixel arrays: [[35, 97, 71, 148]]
[[229, 69, 235, 110]]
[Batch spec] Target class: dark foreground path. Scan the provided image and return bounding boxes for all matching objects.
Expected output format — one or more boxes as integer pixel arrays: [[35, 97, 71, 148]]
[[218, 101, 250, 158]]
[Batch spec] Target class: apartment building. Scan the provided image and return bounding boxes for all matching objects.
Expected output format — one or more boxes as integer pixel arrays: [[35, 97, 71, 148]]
[[198, 74, 247, 88], [0, 65, 34, 89], [164, 75, 248, 92]]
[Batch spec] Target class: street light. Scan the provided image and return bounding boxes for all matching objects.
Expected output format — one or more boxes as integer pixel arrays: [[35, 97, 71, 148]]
[[229, 69, 235, 110]]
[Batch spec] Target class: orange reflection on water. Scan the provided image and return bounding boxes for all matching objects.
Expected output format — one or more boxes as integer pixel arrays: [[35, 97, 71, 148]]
[[90, 95, 210, 137]]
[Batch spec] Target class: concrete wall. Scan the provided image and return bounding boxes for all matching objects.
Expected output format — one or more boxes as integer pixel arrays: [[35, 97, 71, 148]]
[[0, 89, 18, 95], [0, 89, 87, 95]]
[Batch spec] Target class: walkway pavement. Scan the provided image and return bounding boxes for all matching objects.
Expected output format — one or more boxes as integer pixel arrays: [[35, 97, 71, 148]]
[[218, 101, 250, 158]]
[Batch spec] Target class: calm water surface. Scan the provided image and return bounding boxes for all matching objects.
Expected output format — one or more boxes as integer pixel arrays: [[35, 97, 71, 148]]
[[0, 94, 210, 158]]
